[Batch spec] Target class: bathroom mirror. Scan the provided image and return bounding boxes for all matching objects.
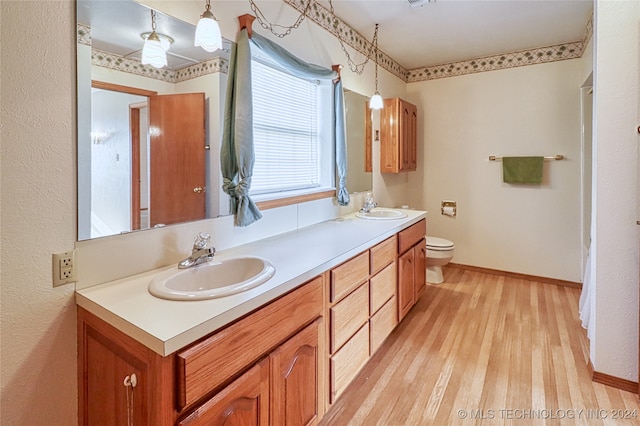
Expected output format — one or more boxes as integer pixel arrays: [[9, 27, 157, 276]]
[[76, 0, 231, 241], [344, 90, 373, 194], [76, 0, 373, 241]]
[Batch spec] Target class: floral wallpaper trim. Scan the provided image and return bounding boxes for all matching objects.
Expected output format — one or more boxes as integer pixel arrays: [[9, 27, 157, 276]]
[[80, 8, 593, 84], [91, 49, 176, 82], [90, 49, 228, 83], [283, 1, 593, 83], [77, 23, 91, 46], [406, 41, 584, 82], [78, 25, 227, 84], [174, 58, 229, 82], [283, 0, 410, 81]]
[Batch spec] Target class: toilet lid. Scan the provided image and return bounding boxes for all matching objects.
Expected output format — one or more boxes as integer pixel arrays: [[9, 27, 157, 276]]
[[426, 236, 454, 249]]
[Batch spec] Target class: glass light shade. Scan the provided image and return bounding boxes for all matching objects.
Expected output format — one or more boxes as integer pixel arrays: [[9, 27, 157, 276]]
[[141, 35, 167, 68], [194, 14, 222, 52], [158, 37, 171, 52], [369, 93, 383, 110]]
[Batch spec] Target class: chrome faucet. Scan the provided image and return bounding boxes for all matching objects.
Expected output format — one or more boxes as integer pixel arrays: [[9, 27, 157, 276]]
[[178, 232, 216, 269], [360, 193, 377, 213]]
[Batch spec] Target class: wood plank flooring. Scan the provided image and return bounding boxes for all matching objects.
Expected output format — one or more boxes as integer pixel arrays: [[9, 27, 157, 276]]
[[319, 266, 640, 426]]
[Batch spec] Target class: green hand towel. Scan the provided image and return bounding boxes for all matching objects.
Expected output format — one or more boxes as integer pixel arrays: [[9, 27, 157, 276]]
[[502, 156, 544, 184]]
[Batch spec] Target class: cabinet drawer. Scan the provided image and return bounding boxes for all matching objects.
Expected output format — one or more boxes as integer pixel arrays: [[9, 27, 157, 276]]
[[398, 219, 426, 254], [176, 276, 323, 410], [370, 235, 397, 275], [370, 296, 398, 355], [330, 283, 369, 353], [330, 323, 369, 403], [331, 251, 369, 303], [370, 262, 396, 315], [178, 358, 270, 426]]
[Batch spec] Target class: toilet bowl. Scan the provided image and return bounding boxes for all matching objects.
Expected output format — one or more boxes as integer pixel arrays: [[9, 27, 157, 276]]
[[426, 236, 455, 284]]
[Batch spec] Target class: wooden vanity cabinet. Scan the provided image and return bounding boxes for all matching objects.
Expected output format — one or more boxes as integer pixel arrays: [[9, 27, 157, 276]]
[[78, 276, 324, 426], [397, 219, 427, 321], [78, 220, 427, 424], [380, 98, 418, 173], [78, 307, 176, 426], [180, 319, 322, 426], [327, 235, 398, 405]]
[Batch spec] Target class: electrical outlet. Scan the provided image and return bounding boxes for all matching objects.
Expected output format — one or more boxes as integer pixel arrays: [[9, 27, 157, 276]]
[[53, 250, 77, 287]]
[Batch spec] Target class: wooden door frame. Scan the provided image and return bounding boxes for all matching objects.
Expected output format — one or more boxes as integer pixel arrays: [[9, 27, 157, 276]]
[[129, 102, 148, 230], [91, 81, 157, 231]]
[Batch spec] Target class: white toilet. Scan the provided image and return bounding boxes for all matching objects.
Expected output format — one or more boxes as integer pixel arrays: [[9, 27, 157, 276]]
[[425, 236, 455, 284]]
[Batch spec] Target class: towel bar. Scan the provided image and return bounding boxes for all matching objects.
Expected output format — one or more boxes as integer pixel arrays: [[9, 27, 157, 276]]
[[488, 155, 564, 161]]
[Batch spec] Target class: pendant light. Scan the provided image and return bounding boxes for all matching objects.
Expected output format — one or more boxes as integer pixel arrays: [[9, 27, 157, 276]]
[[141, 10, 168, 69], [195, 0, 222, 52], [369, 24, 383, 110]]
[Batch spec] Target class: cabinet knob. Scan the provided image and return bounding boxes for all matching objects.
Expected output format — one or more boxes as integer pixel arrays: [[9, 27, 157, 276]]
[[124, 373, 137, 388], [193, 186, 206, 194]]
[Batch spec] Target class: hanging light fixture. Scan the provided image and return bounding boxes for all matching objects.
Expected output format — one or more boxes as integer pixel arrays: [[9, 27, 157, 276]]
[[369, 24, 383, 110], [141, 10, 169, 69], [194, 0, 222, 52]]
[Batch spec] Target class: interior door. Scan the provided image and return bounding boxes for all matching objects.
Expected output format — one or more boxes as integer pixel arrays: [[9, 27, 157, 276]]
[[149, 93, 206, 227]]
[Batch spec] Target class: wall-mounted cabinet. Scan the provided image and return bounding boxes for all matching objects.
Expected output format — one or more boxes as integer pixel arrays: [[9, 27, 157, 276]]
[[380, 98, 418, 173]]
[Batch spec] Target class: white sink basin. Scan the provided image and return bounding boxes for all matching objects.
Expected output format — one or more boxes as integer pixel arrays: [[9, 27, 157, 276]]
[[148, 256, 275, 301], [356, 208, 408, 220]]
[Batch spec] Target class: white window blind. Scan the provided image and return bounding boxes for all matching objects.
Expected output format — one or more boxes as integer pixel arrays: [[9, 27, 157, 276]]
[[250, 59, 321, 195]]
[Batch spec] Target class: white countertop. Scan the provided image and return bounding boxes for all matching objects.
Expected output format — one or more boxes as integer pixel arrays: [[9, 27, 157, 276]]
[[75, 210, 427, 356]]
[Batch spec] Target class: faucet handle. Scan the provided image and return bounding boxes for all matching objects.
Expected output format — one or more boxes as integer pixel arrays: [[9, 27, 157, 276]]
[[193, 232, 211, 250]]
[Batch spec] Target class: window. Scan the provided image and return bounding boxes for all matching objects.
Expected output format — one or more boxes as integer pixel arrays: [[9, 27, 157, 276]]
[[250, 57, 334, 200]]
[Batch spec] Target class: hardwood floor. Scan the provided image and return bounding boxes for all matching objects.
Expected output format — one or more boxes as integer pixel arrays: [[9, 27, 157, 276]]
[[320, 266, 640, 425]]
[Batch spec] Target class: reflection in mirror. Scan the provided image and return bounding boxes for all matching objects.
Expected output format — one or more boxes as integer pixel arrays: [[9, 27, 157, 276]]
[[76, 0, 373, 241], [344, 90, 373, 194], [76, 0, 230, 240]]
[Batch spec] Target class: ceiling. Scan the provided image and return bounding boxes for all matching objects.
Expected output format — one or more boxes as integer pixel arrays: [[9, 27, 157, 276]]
[[329, 0, 593, 70], [77, 0, 222, 70], [77, 0, 593, 72]]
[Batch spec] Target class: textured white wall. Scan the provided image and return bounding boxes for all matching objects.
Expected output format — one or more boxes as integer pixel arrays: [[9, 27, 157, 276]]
[[406, 59, 583, 282], [0, 2, 78, 424], [592, 0, 640, 382]]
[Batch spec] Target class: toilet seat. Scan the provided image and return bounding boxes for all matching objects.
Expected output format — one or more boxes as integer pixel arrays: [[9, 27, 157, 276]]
[[426, 236, 454, 251]]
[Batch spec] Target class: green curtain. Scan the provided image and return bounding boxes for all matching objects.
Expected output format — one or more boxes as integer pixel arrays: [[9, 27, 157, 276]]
[[221, 29, 351, 226], [220, 29, 262, 226], [334, 80, 349, 205]]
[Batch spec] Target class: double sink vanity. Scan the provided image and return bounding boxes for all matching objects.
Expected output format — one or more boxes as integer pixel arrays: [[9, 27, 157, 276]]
[[76, 208, 427, 425]]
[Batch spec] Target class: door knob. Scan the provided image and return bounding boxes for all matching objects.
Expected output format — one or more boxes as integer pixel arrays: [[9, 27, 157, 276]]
[[193, 186, 206, 193]]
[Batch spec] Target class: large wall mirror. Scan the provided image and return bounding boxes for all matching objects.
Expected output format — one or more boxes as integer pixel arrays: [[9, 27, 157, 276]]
[[76, 0, 372, 241]]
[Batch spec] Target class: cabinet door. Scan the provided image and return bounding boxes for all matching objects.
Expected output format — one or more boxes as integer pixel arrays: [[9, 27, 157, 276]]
[[380, 98, 399, 173], [271, 319, 322, 426], [83, 331, 147, 426], [398, 249, 415, 321], [400, 100, 417, 172], [178, 358, 270, 426], [414, 239, 426, 301]]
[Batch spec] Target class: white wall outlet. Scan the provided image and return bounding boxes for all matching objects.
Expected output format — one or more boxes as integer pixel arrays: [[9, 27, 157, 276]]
[[53, 250, 77, 287]]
